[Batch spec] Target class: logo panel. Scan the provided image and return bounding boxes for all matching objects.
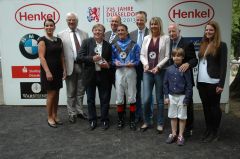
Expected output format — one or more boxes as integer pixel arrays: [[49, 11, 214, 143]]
[[19, 33, 39, 59], [15, 3, 60, 29], [168, 1, 214, 27], [20, 82, 47, 99], [12, 66, 40, 78], [87, 7, 100, 22]]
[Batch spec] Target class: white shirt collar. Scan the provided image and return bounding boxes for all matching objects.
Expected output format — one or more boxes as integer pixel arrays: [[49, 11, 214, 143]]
[[138, 27, 146, 34]]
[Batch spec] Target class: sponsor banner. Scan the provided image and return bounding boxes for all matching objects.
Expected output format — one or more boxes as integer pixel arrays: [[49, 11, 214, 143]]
[[20, 82, 46, 99], [12, 66, 40, 78], [0, 0, 231, 105], [15, 3, 60, 29], [185, 37, 202, 51], [168, 1, 215, 27], [184, 37, 203, 76], [19, 33, 40, 59], [104, 5, 136, 24]]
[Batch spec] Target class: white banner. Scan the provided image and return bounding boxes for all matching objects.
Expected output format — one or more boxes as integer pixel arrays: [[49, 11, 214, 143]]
[[0, 0, 232, 105]]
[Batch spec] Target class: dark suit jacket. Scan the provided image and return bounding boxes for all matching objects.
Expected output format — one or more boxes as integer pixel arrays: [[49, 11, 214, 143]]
[[129, 28, 149, 43], [129, 28, 149, 80], [168, 37, 198, 86], [198, 42, 227, 88], [104, 31, 119, 44], [77, 37, 112, 86]]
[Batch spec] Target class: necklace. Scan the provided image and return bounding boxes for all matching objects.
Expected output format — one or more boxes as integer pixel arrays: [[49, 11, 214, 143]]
[[46, 36, 57, 42]]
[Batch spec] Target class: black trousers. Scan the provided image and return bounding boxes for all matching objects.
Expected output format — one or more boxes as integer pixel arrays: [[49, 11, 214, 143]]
[[87, 72, 112, 122], [197, 82, 222, 132], [186, 98, 194, 130]]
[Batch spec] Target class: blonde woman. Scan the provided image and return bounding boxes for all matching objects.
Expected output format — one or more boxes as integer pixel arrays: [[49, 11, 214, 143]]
[[140, 17, 170, 133]]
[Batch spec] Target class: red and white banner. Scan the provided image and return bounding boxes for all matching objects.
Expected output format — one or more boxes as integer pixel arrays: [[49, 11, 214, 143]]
[[12, 66, 40, 78]]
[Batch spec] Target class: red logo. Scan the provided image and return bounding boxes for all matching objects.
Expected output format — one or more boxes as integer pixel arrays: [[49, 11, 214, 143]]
[[12, 66, 40, 78], [87, 7, 100, 22], [15, 3, 60, 29], [168, 1, 214, 27]]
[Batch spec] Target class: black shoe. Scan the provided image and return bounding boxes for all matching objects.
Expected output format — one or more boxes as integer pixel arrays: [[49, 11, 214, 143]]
[[69, 115, 77, 123], [203, 132, 219, 143], [89, 121, 97, 130], [101, 121, 109, 130], [77, 113, 88, 120], [135, 116, 143, 124], [201, 130, 211, 142], [130, 121, 136, 131], [185, 129, 193, 137], [117, 120, 124, 130], [47, 121, 57, 128]]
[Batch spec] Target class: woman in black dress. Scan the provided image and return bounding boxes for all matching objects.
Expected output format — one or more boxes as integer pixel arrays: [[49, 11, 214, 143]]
[[38, 19, 66, 128]]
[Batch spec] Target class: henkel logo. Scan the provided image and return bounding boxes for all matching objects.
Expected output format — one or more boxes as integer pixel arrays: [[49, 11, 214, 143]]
[[168, 1, 214, 27], [15, 3, 60, 29]]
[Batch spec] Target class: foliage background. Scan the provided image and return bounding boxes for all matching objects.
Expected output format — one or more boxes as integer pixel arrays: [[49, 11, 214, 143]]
[[232, 0, 240, 58]]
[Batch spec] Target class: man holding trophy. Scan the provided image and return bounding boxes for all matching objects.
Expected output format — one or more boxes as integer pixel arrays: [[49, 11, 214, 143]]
[[112, 24, 140, 130], [77, 24, 112, 130]]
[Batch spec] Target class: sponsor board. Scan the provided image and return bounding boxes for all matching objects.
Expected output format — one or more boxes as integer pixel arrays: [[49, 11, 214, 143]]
[[15, 3, 60, 29], [168, 1, 214, 27], [184, 37, 202, 51], [19, 33, 40, 59], [86, 5, 136, 24], [12, 66, 40, 78], [20, 82, 46, 99]]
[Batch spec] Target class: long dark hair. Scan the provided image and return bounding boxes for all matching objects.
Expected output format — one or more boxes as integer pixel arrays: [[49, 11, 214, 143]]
[[44, 19, 55, 27]]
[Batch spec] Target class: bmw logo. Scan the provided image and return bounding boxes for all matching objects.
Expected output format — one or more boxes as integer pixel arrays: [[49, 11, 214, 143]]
[[19, 33, 40, 59]]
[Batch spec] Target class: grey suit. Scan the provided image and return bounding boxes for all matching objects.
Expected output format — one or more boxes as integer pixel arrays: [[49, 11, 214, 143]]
[[58, 28, 89, 116], [129, 28, 149, 121], [130, 28, 149, 43], [104, 31, 119, 44]]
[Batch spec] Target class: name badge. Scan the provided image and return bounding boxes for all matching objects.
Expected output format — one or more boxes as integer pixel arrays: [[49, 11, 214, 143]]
[[149, 51, 156, 59], [94, 46, 100, 55], [120, 52, 127, 60]]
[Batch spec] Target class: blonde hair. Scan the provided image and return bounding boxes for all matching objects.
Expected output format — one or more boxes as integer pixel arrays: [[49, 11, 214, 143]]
[[199, 21, 221, 57], [149, 17, 164, 36]]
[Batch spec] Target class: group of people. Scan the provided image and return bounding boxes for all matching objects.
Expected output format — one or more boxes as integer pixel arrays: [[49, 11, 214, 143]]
[[38, 11, 227, 146]]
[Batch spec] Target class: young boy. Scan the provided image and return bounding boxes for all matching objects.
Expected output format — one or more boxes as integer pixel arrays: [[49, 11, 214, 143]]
[[164, 48, 192, 146]]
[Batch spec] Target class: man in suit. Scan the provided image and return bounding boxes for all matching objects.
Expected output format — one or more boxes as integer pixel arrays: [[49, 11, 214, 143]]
[[104, 15, 121, 44], [58, 12, 89, 123], [77, 24, 112, 130], [130, 11, 149, 123], [104, 15, 122, 106], [168, 22, 198, 136]]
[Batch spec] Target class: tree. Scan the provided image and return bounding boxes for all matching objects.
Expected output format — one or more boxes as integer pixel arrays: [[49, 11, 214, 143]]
[[230, 0, 240, 98]]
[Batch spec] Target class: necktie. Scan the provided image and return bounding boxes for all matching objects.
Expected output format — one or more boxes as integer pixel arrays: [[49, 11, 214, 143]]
[[109, 32, 116, 44], [172, 41, 177, 51], [137, 30, 143, 47], [73, 31, 81, 52]]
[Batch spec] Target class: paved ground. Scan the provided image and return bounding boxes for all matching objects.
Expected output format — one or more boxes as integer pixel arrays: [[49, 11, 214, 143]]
[[0, 105, 240, 159], [1, 63, 240, 158]]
